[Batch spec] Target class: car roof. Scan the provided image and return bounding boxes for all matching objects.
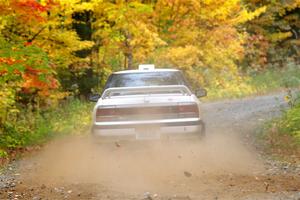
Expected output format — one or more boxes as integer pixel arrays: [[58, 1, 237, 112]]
[[113, 68, 180, 74]]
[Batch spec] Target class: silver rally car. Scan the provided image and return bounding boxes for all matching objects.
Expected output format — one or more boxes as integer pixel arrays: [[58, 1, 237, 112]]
[[90, 65, 207, 140]]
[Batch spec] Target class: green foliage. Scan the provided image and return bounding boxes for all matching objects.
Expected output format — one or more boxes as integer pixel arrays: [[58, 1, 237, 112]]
[[277, 92, 300, 144], [249, 63, 300, 91], [0, 100, 92, 150], [0, 149, 7, 158], [206, 64, 300, 100], [206, 76, 256, 100], [0, 37, 61, 126], [277, 101, 300, 145], [259, 91, 300, 162]]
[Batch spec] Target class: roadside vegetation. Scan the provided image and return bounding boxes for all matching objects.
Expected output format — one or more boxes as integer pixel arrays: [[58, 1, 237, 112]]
[[260, 90, 300, 163], [0, 100, 92, 162], [0, 0, 299, 160], [208, 63, 300, 99]]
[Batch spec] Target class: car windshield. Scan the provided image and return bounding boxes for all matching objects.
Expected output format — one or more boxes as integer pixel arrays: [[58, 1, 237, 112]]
[[104, 71, 189, 89]]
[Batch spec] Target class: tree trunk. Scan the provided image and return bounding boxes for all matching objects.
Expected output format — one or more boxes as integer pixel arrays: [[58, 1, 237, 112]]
[[124, 31, 134, 69], [127, 52, 133, 69], [91, 39, 101, 69]]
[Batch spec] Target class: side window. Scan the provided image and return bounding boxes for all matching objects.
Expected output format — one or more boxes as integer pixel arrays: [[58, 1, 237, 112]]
[[103, 75, 113, 90], [177, 71, 192, 90]]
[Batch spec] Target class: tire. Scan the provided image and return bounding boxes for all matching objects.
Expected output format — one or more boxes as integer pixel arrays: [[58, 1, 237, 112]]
[[199, 120, 206, 138]]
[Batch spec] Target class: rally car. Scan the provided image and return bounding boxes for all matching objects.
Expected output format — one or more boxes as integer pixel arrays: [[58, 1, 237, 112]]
[[90, 65, 207, 140]]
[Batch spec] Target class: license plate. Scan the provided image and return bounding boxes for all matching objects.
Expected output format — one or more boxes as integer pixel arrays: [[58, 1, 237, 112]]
[[136, 127, 160, 140]]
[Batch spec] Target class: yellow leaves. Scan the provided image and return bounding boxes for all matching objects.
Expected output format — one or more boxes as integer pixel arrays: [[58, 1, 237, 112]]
[[50, 30, 93, 51], [92, 0, 164, 66], [277, 0, 300, 15], [73, 2, 95, 12], [130, 21, 166, 62], [207, 75, 256, 99], [286, 0, 300, 11], [0, 86, 15, 107], [155, 0, 261, 89], [196, 0, 243, 25], [284, 95, 291, 102], [0, 16, 8, 31], [46, 91, 69, 108], [0, 83, 17, 122], [57, 0, 95, 13], [269, 32, 293, 42], [200, 26, 243, 74], [193, 0, 266, 25], [234, 6, 266, 24], [36, 28, 94, 67], [164, 45, 204, 71]]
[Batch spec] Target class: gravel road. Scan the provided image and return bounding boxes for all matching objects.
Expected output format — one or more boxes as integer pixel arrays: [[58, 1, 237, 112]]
[[0, 92, 299, 200]]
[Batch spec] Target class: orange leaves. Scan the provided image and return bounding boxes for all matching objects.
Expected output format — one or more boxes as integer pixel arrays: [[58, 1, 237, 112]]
[[22, 74, 45, 90], [2, 0, 57, 23], [24, 66, 45, 74], [21, 75, 58, 96], [0, 69, 8, 76], [24, 42, 33, 47], [0, 59, 59, 96], [15, 0, 49, 12], [21, 66, 59, 96], [22, 74, 57, 95], [11, 0, 46, 22], [0, 40, 59, 99], [0, 58, 22, 66]]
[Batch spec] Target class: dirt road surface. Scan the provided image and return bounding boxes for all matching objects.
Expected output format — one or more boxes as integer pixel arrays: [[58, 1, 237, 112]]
[[1, 93, 300, 200]]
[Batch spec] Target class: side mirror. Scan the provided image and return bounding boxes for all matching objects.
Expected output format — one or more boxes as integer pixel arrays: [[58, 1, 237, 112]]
[[195, 88, 207, 98], [89, 94, 101, 102]]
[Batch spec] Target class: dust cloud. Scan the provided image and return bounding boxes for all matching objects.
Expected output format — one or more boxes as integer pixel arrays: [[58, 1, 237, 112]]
[[20, 133, 264, 195]]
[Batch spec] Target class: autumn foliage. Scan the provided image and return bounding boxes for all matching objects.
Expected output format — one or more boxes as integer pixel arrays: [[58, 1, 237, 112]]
[[0, 0, 299, 150]]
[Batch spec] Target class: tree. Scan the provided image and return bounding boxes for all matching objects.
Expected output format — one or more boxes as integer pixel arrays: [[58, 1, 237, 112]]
[[245, 0, 300, 68], [91, 0, 165, 69], [153, 0, 265, 88], [0, 0, 95, 124]]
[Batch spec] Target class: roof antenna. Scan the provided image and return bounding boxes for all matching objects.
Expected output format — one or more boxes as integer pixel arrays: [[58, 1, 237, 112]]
[[138, 64, 155, 70]]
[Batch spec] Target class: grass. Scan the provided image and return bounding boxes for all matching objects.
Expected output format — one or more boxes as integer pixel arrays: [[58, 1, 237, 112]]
[[206, 64, 300, 100], [251, 65, 300, 162], [0, 99, 93, 159], [249, 65, 300, 93], [258, 92, 300, 163]]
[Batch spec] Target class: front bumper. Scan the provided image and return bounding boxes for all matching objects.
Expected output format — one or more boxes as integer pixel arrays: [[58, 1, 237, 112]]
[[91, 119, 205, 141]]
